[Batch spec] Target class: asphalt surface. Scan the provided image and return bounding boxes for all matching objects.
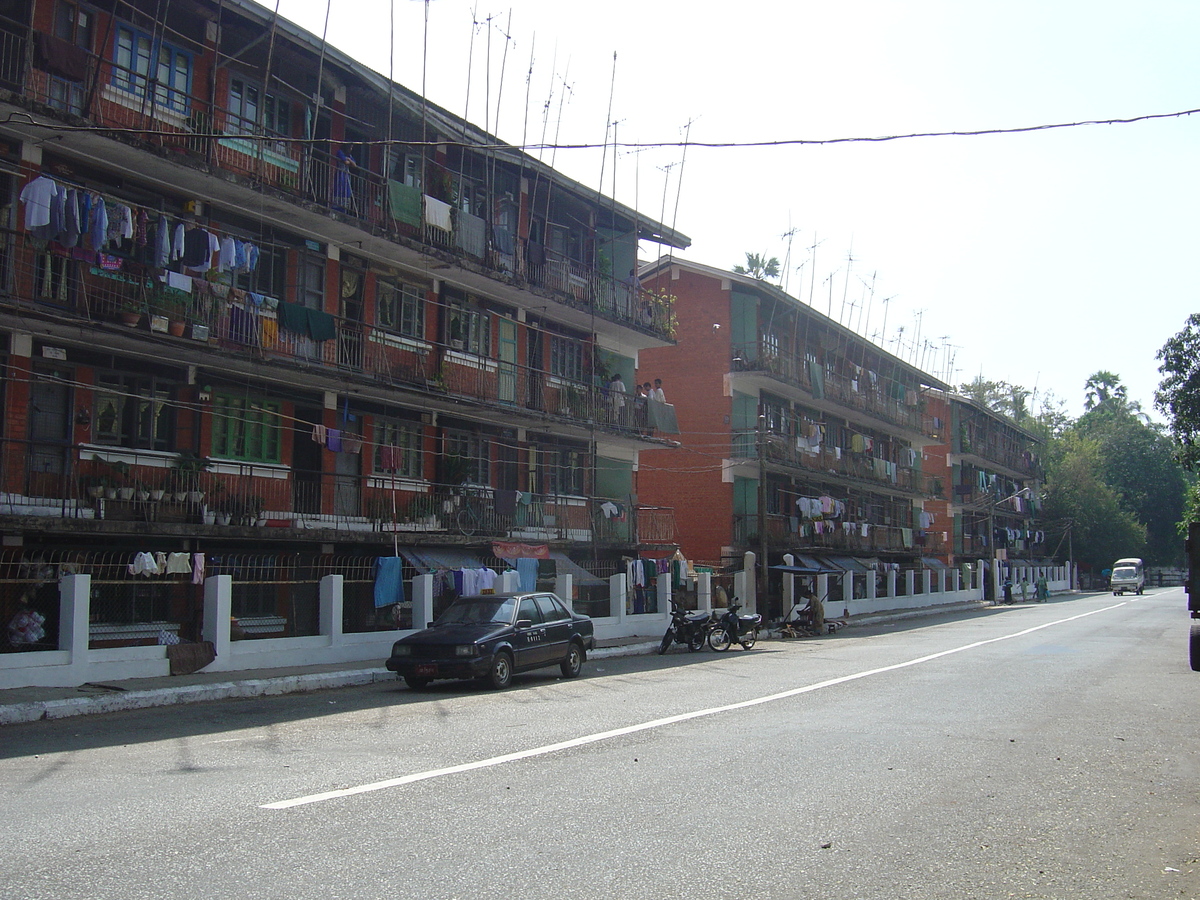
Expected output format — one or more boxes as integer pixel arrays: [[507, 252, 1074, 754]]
[[0, 599, 991, 726]]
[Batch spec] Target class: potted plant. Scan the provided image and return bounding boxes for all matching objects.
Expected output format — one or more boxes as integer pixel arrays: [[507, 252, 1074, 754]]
[[167, 453, 210, 503]]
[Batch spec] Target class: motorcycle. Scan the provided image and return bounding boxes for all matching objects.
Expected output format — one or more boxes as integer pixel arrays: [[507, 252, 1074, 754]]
[[707, 598, 762, 651], [658, 602, 714, 654]]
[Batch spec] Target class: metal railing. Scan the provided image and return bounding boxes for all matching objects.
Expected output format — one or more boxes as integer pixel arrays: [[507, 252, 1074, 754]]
[[0, 439, 675, 546], [7, 32, 675, 342]]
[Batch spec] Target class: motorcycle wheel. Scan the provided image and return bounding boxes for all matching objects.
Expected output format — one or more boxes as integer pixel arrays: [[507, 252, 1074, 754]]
[[740, 629, 758, 651], [658, 629, 674, 655], [708, 626, 732, 652], [687, 631, 705, 652]]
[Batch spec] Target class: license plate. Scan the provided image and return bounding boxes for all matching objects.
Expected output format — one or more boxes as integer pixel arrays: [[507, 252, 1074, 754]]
[[415, 664, 437, 676]]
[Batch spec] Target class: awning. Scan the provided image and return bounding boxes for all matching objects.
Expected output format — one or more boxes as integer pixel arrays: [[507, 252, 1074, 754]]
[[548, 552, 606, 587], [790, 554, 828, 570], [399, 547, 482, 574], [820, 555, 872, 572], [921, 557, 949, 570], [772, 564, 840, 575]]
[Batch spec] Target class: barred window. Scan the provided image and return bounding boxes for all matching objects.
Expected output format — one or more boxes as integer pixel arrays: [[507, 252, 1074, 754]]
[[374, 418, 423, 479], [377, 280, 425, 340], [550, 335, 584, 383]]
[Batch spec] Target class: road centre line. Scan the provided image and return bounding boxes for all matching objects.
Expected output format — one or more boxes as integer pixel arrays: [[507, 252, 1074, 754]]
[[262, 600, 1129, 810]]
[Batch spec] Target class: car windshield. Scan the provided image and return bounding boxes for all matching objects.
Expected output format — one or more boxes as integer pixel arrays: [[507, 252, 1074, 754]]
[[436, 597, 516, 626], [1113, 567, 1137, 579]]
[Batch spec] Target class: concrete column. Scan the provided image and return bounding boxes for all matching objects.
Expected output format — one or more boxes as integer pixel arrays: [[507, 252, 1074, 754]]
[[609, 572, 626, 621], [320, 575, 342, 641], [817, 573, 829, 607], [782, 553, 795, 612], [742, 551, 756, 614], [411, 574, 434, 629], [202, 575, 233, 672], [866, 568, 877, 600], [555, 573, 574, 610], [59, 574, 90, 679], [696, 571, 712, 614], [922, 569, 932, 594], [904, 569, 915, 596], [842, 571, 853, 611], [887, 568, 897, 598], [733, 569, 748, 609]]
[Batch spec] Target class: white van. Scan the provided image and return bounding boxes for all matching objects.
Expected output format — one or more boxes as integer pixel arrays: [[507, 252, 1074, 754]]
[[1110, 557, 1145, 596]]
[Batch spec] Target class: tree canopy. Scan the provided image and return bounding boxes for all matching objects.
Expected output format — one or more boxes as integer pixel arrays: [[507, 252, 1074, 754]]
[[1156, 313, 1200, 470], [732, 252, 781, 281]]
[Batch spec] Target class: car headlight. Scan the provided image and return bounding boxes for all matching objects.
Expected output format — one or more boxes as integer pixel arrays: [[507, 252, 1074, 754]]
[[392, 645, 411, 657], [455, 645, 478, 657]]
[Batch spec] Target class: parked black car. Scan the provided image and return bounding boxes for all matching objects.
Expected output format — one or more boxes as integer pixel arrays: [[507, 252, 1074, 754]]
[[385, 592, 595, 689]]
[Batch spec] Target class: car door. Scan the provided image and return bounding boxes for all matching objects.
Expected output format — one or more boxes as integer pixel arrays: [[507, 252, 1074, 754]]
[[535, 594, 572, 665], [512, 596, 546, 668]]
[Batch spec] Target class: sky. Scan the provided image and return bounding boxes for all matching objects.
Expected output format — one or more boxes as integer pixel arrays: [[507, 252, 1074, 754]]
[[272, 0, 1200, 420]]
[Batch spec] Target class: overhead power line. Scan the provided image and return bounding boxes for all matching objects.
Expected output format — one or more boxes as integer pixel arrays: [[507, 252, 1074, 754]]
[[4, 105, 1197, 152]]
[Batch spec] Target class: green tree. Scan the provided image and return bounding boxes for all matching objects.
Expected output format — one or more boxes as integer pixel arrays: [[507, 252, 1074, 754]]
[[1076, 408, 1185, 565], [1156, 313, 1200, 470], [1040, 431, 1147, 572], [733, 252, 780, 281]]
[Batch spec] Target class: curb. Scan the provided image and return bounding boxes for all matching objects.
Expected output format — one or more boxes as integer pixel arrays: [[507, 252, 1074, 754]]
[[0, 643, 660, 726]]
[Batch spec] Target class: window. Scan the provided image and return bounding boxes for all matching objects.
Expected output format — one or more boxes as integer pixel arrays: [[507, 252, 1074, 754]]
[[211, 395, 282, 462], [227, 76, 291, 137], [446, 295, 489, 355], [113, 25, 191, 113], [376, 280, 425, 340], [299, 251, 325, 310], [55, 1, 94, 46], [550, 335, 584, 383], [373, 418, 423, 479], [93, 372, 175, 451], [443, 429, 488, 485], [390, 150, 423, 190], [542, 443, 586, 496], [234, 239, 285, 296]]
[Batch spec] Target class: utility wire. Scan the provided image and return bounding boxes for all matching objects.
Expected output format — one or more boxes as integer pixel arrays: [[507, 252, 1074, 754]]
[[4, 106, 1197, 152]]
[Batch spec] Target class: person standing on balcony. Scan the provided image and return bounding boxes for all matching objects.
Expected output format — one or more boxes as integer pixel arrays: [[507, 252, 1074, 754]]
[[609, 372, 626, 424], [333, 145, 356, 213], [651, 378, 667, 403]]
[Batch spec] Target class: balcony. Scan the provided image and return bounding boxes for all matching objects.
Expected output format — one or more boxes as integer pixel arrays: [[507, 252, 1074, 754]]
[[734, 513, 947, 556], [0, 241, 677, 440], [0, 440, 675, 548], [3, 30, 676, 343], [755, 432, 942, 498], [731, 340, 932, 436]]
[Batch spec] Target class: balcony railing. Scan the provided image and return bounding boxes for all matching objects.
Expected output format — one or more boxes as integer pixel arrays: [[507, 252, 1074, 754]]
[[0, 440, 675, 546], [734, 513, 946, 556], [7, 28, 675, 342], [0, 240, 675, 439], [731, 340, 929, 435], [750, 432, 941, 498]]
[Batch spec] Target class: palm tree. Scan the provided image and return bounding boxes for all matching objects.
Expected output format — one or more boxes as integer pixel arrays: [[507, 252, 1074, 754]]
[[733, 252, 781, 281]]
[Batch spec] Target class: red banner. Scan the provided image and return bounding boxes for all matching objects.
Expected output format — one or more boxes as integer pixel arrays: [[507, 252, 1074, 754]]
[[492, 541, 549, 559]]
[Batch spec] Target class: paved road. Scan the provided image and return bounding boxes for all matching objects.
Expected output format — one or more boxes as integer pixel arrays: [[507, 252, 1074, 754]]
[[3, 589, 1198, 899]]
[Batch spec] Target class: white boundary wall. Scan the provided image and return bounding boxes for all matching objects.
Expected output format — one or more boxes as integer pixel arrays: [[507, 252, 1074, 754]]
[[0, 563, 1073, 689]]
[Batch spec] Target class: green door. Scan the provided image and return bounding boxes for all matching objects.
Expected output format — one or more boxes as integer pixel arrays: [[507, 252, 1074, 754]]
[[498, 318, 517, 404]]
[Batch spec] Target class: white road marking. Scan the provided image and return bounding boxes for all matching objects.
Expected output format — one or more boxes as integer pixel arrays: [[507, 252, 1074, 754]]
[[262, 600, 1127, 810]]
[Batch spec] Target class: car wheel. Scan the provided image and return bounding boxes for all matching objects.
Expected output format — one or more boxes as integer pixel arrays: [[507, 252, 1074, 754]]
[[1191, 623, 1200, 672], [740, 629, 757, 650], [487, 651, 513, 689], [560, 642, 584, 678], [708, 626, 732, 651], [658, 630, 674, 655], [403, 675, 431, 689]]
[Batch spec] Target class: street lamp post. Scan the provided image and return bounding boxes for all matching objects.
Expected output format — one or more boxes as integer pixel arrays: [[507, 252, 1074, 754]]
[[757, 414, 769, 617]]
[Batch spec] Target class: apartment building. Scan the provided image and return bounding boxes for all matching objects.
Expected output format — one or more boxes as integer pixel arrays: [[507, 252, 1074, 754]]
[[923, 392, 1045, 586], [0, 0, 688, 657], [635, 257, 950, 618]]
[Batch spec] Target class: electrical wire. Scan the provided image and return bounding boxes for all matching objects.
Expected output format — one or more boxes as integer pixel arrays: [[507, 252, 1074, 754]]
[[4, 105, 1196, 152]]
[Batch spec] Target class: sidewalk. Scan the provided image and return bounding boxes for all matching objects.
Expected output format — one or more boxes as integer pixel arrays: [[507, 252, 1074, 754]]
[[0, 600, 993, 726], [0, 634, 664, 726]]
